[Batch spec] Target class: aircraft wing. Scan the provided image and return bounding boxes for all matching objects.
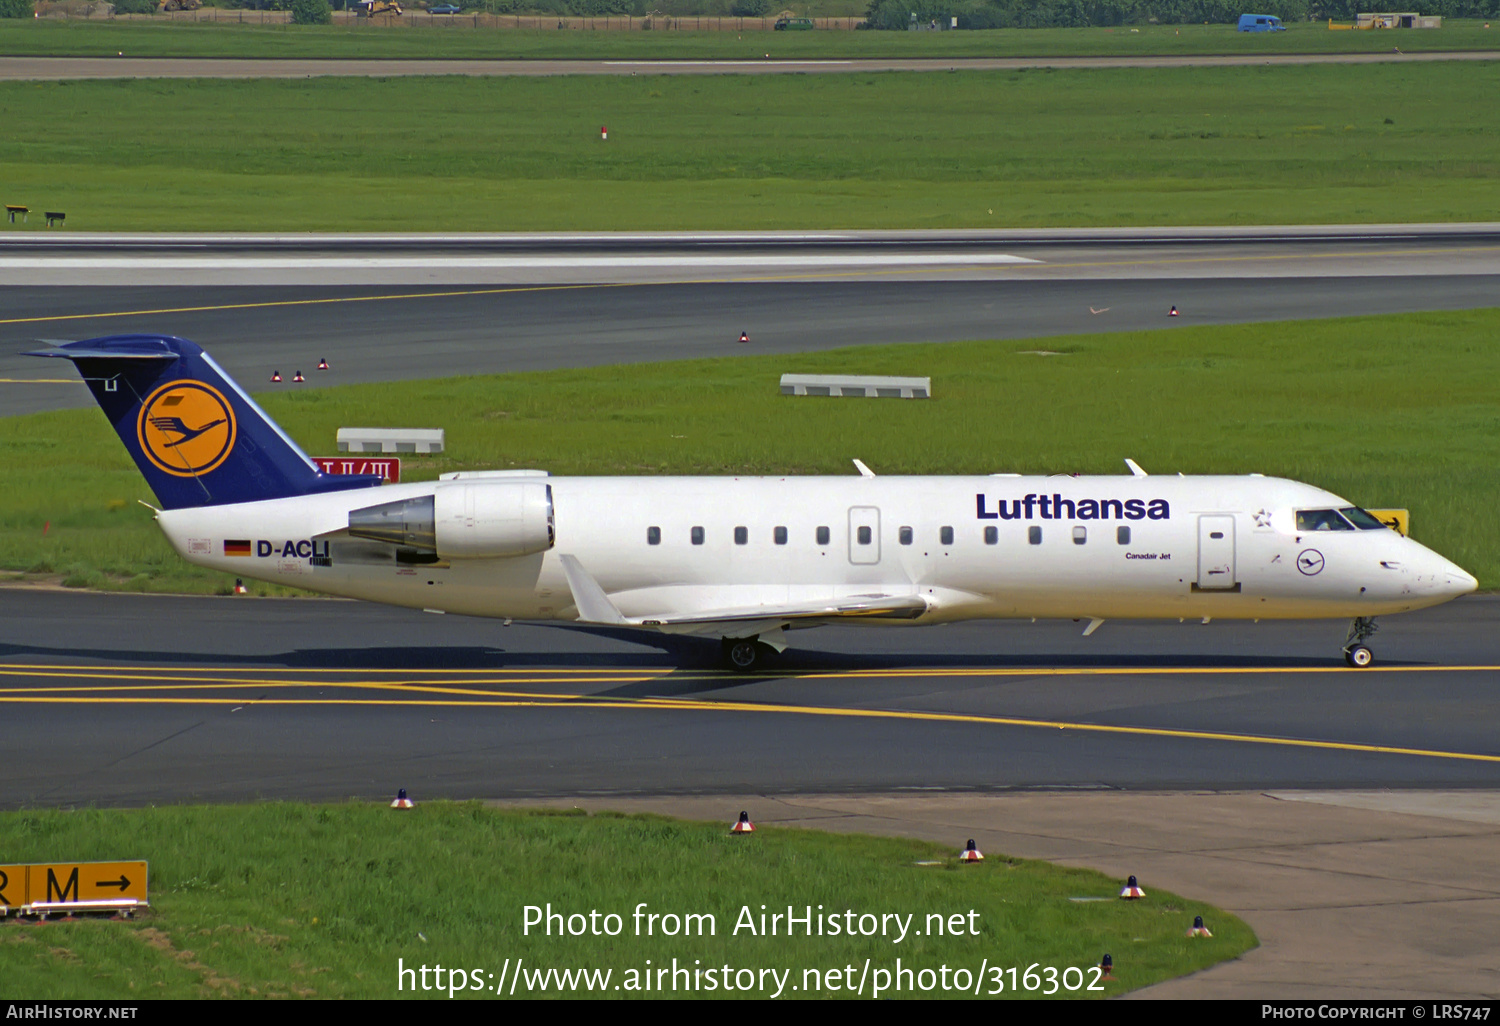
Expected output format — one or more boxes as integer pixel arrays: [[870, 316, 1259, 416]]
[[558, 554, 927, 631], [638, 593, 929, 628]]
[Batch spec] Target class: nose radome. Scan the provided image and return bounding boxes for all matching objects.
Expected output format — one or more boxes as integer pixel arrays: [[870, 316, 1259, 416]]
[[1444, 564, 1478, 596]]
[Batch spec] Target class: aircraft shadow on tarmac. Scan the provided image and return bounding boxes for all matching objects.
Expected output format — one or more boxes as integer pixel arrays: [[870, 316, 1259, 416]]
[[2, 626, 1369, 688]]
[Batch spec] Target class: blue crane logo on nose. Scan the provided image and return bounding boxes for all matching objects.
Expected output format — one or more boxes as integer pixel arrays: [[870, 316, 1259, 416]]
[[1296, 549, 1325, 576]]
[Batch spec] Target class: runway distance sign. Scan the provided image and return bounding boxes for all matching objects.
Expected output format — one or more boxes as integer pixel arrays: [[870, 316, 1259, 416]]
[[0, 860, 148, 907], [313, 456, 401, 483]]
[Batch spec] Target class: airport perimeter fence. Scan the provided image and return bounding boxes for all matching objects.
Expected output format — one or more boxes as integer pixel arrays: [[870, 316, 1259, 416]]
[[37, 6, 866, 29]]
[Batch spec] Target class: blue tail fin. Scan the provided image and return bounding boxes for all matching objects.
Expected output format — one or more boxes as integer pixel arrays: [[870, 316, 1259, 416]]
[[28, 334, 383, 510]]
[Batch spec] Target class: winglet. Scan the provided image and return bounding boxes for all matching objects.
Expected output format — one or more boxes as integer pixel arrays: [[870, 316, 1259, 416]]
[[1124, 458, 1148, 478], [558, 554, 627, 625], [852, 459, 875, 478]]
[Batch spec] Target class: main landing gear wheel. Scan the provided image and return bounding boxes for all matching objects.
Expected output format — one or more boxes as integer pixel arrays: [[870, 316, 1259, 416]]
[[1343, 616, 1379, 668], [722, 638, 770, 673]]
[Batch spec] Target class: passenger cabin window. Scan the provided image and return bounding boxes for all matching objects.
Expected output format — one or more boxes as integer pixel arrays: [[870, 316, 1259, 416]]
[[816, 526, 830, 546], [734, 526, 748, 545], [899, 526, 913, 545], [1340, 507, 1390, 530], [1296, 509, 1355, 532], [857, 526, 872, 545], [1117, 526, 1130, 545], [984, 526, 998, 545], [1029, 526, 1042, 545], [646, 526, 660, 545], [940, 526, 954, 546], [1073, 526, 1086, 545], [774, 526, 788, 545], [691, 526, 705, 545]]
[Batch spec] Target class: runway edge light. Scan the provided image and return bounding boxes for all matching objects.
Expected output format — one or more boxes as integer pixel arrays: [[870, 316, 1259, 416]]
[[391, 788, 414, 810], [317, 357, 329, 371], [1099, 953, 1114, 979], [731, 811, 754, 834], [1188, 914, 1212, 938], [1120, 874, 1145, 899], [960, 839, 984, 862]]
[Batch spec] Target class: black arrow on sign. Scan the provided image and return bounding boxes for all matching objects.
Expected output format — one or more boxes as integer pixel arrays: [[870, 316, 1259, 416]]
[[98, 875, 131, 891]]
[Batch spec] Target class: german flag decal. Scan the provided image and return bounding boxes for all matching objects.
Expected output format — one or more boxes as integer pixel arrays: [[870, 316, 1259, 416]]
[[224, 539, 252, 557]]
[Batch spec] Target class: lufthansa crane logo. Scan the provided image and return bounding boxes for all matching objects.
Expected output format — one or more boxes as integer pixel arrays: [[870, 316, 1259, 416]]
[[136, 380, 237, 478], [1296, 549, 1326, 576]]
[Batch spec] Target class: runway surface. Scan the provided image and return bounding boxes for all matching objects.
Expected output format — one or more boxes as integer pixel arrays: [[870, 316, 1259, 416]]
[[4, 226, 1498, 417], [3, 589, 1497, 807], [3, 51, 1498, 81]]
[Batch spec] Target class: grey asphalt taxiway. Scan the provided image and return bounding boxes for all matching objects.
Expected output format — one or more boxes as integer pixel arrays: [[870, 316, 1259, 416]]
[[4, 588, 1496, 806], [4, 225, 1499, 418]]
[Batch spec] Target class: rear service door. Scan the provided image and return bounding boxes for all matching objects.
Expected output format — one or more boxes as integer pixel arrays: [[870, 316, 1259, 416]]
[[1197, 515, 1237, 589], [848, 507, 881, 565]]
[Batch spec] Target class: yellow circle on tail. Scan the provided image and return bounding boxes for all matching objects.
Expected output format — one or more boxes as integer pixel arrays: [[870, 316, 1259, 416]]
[[136, 380, 237, 478]]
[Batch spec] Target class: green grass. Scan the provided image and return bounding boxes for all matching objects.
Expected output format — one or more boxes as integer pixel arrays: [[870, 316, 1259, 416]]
[[0, 62, 1497, 230], [0, 803, 1252, 999], [3, 309, 1497, 594], [1, 18, 1496, 61]]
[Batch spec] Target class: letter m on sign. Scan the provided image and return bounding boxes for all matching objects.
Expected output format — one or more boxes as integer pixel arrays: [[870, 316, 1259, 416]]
[[47, 867, 80, 903]]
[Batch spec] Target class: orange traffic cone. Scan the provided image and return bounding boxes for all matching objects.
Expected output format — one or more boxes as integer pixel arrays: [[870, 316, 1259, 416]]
[[731, 811, 754, 834], [317, 357, 329, 371], [270, 371, 282, 382], [293, 370, 305, 383], [1187, 915, 1212, 938], [1119, 874, 1145, 899], [959, 838, 984, 862], [390, 788, 415, 809]]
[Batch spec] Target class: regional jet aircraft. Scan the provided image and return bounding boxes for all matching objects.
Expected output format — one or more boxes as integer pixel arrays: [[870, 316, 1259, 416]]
[[31, 335, 1477, 670]]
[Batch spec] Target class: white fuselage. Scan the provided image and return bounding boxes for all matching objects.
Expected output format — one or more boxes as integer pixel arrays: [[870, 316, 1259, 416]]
[[156, 473, 1476, 630]]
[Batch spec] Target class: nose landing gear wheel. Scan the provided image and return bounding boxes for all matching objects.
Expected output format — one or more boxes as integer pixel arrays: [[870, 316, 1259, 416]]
[[723, 638, 768, 672], [1342, 616, 1378, 667]]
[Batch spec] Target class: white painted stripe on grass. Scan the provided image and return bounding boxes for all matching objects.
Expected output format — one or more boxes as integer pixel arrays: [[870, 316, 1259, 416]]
[[0, 253, 1042, 270]]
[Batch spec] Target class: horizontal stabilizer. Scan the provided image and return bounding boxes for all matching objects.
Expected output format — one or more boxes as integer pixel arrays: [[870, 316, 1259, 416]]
[[27, 342, 177, 361]]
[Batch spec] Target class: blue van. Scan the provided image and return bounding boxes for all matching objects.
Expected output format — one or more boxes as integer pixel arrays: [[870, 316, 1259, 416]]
[[1238, 13, 1286, 30]]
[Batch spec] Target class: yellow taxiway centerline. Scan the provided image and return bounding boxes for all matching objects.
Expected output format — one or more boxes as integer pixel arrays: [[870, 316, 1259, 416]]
[[0, 690, 1496, 765], [5, 243, 1494, 325]]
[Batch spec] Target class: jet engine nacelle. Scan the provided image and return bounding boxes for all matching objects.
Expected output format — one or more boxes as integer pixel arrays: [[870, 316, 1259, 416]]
[[348, 481, 554, 559]]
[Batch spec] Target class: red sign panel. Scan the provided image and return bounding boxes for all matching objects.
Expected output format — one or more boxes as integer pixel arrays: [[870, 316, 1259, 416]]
[[313, 456, 400, 483]]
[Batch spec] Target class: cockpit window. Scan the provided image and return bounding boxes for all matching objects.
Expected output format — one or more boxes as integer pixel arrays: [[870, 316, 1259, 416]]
[[1296, 508, 1355, 532], [1339, 507, 1390, 530]]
